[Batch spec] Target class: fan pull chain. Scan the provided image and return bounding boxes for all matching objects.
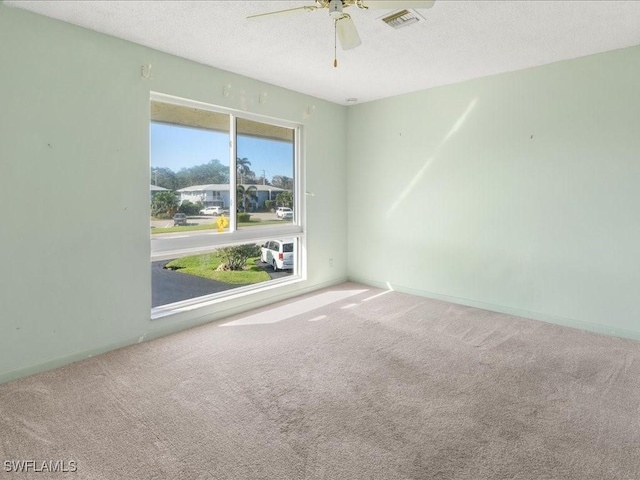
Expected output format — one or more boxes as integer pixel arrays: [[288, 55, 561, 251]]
[[333, 19, 338, 68]]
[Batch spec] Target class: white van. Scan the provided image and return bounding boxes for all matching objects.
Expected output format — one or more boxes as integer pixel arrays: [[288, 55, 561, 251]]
[[260, 240, 294, 271], [200, 206, 224, 215]]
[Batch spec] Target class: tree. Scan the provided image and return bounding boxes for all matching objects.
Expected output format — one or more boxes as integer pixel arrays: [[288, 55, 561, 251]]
[[237, 184, 258, 213], [271, 175, 293, 190], [276, 191, 293, 208], [151, 167, 178, 190], [175, 159, 229, 189], [236, 157, 254, 184], [256, 174, 270, 186], [152, 159, 236, 191], [151, 191, 178, 217], [243, 173, 259, 184]]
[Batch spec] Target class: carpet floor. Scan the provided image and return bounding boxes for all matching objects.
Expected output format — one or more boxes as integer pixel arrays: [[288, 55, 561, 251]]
[[1, 283, 639, 479]]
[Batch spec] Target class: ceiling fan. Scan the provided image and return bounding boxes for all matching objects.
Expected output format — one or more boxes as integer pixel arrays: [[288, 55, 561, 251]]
[[248, 1, 435, 56]]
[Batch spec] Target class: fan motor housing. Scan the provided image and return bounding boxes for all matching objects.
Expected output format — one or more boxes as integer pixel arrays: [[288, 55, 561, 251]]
[[329, 0, 344, 18]]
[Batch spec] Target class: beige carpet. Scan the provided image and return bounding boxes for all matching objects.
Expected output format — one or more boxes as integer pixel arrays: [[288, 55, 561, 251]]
[[1, 283, 639, 479]]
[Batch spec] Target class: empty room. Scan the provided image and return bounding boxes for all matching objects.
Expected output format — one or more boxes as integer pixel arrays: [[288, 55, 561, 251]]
[[1, 1, 639, 478]]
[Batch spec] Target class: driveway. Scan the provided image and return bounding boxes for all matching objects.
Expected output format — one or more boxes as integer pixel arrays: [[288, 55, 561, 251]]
[[152, 259, 292, 308]]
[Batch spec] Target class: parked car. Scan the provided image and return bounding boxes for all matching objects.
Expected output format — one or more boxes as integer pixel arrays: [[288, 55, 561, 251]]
[[173, 213, 187, 226], [275, 207, 293, 219], [200, 206, 224, 215], [260, 240, 294, 271]]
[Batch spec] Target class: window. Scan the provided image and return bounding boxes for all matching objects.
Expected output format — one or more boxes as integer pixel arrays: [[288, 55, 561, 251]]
[[236, 117, 295, 229], [150, 93, 304, 318]]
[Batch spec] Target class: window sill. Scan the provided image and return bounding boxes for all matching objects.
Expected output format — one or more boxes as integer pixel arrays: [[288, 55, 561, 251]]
[[151, 273, 304, 320]]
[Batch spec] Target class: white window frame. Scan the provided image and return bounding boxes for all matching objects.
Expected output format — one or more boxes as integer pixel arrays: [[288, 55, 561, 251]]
[[150, 92, 306, 319]]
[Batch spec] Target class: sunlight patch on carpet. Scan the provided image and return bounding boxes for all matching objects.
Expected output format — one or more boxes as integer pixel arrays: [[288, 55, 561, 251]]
[[341, 303, 358, 309], [220, 289, 368, 326], [362, 289, 393, 302]]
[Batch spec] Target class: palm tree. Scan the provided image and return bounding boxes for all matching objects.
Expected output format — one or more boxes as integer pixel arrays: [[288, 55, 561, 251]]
[[275, 191, 293, 208], [236, 185, 258, 213], [236, 157, 252, 184]]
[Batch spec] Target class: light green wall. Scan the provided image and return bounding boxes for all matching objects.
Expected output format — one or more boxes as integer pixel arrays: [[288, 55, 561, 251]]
[[347, 46, 640, 339], [0, 4, 348, 383], [3, 3, 639, 384]]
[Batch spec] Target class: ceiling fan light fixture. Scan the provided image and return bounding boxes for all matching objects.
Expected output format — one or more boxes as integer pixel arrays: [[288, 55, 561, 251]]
[[335, 15, 362, 50]]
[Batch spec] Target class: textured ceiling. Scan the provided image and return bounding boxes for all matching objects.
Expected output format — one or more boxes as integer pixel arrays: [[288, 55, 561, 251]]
[[6, 0, 640, 105]]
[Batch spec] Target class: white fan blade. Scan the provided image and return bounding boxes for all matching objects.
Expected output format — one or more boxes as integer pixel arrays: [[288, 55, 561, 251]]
[[362, 0, 435, 9], [247, 5, 319, 20], [336, 16, 362, 50]]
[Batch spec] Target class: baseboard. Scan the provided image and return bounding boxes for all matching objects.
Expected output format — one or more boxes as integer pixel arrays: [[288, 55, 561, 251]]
[[348, 276, 640, 342], [0, 335, 145, 386], [0, 276, 349, 386]]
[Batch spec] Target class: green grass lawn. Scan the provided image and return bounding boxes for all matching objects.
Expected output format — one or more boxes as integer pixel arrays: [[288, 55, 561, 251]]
[[151, 218, 290, 234], [165, 253, 270, 285]]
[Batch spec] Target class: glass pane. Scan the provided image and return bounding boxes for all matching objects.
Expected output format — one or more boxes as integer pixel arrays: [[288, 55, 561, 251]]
[[151, 239, 297, 309], [236, 118, 295, 229], [150, 101, 231, 241]]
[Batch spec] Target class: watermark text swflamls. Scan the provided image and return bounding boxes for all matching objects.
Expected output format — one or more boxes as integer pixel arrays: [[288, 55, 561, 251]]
[[4, 460, 77, 473]]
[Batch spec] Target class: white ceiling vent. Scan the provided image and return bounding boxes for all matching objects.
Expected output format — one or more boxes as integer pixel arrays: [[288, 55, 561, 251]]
[[380, 9, 425, 29]]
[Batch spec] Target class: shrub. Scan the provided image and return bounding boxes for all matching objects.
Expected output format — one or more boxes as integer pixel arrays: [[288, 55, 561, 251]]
[[151, 191, 178, 217], [178, 200, 201, 216], [237, 213, 251, 222], [264, 200, 276, 211], [217, 244, 261, 271]]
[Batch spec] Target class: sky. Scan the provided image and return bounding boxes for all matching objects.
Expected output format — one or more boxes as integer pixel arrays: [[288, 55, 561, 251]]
[[150, 123, 294, 180]]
